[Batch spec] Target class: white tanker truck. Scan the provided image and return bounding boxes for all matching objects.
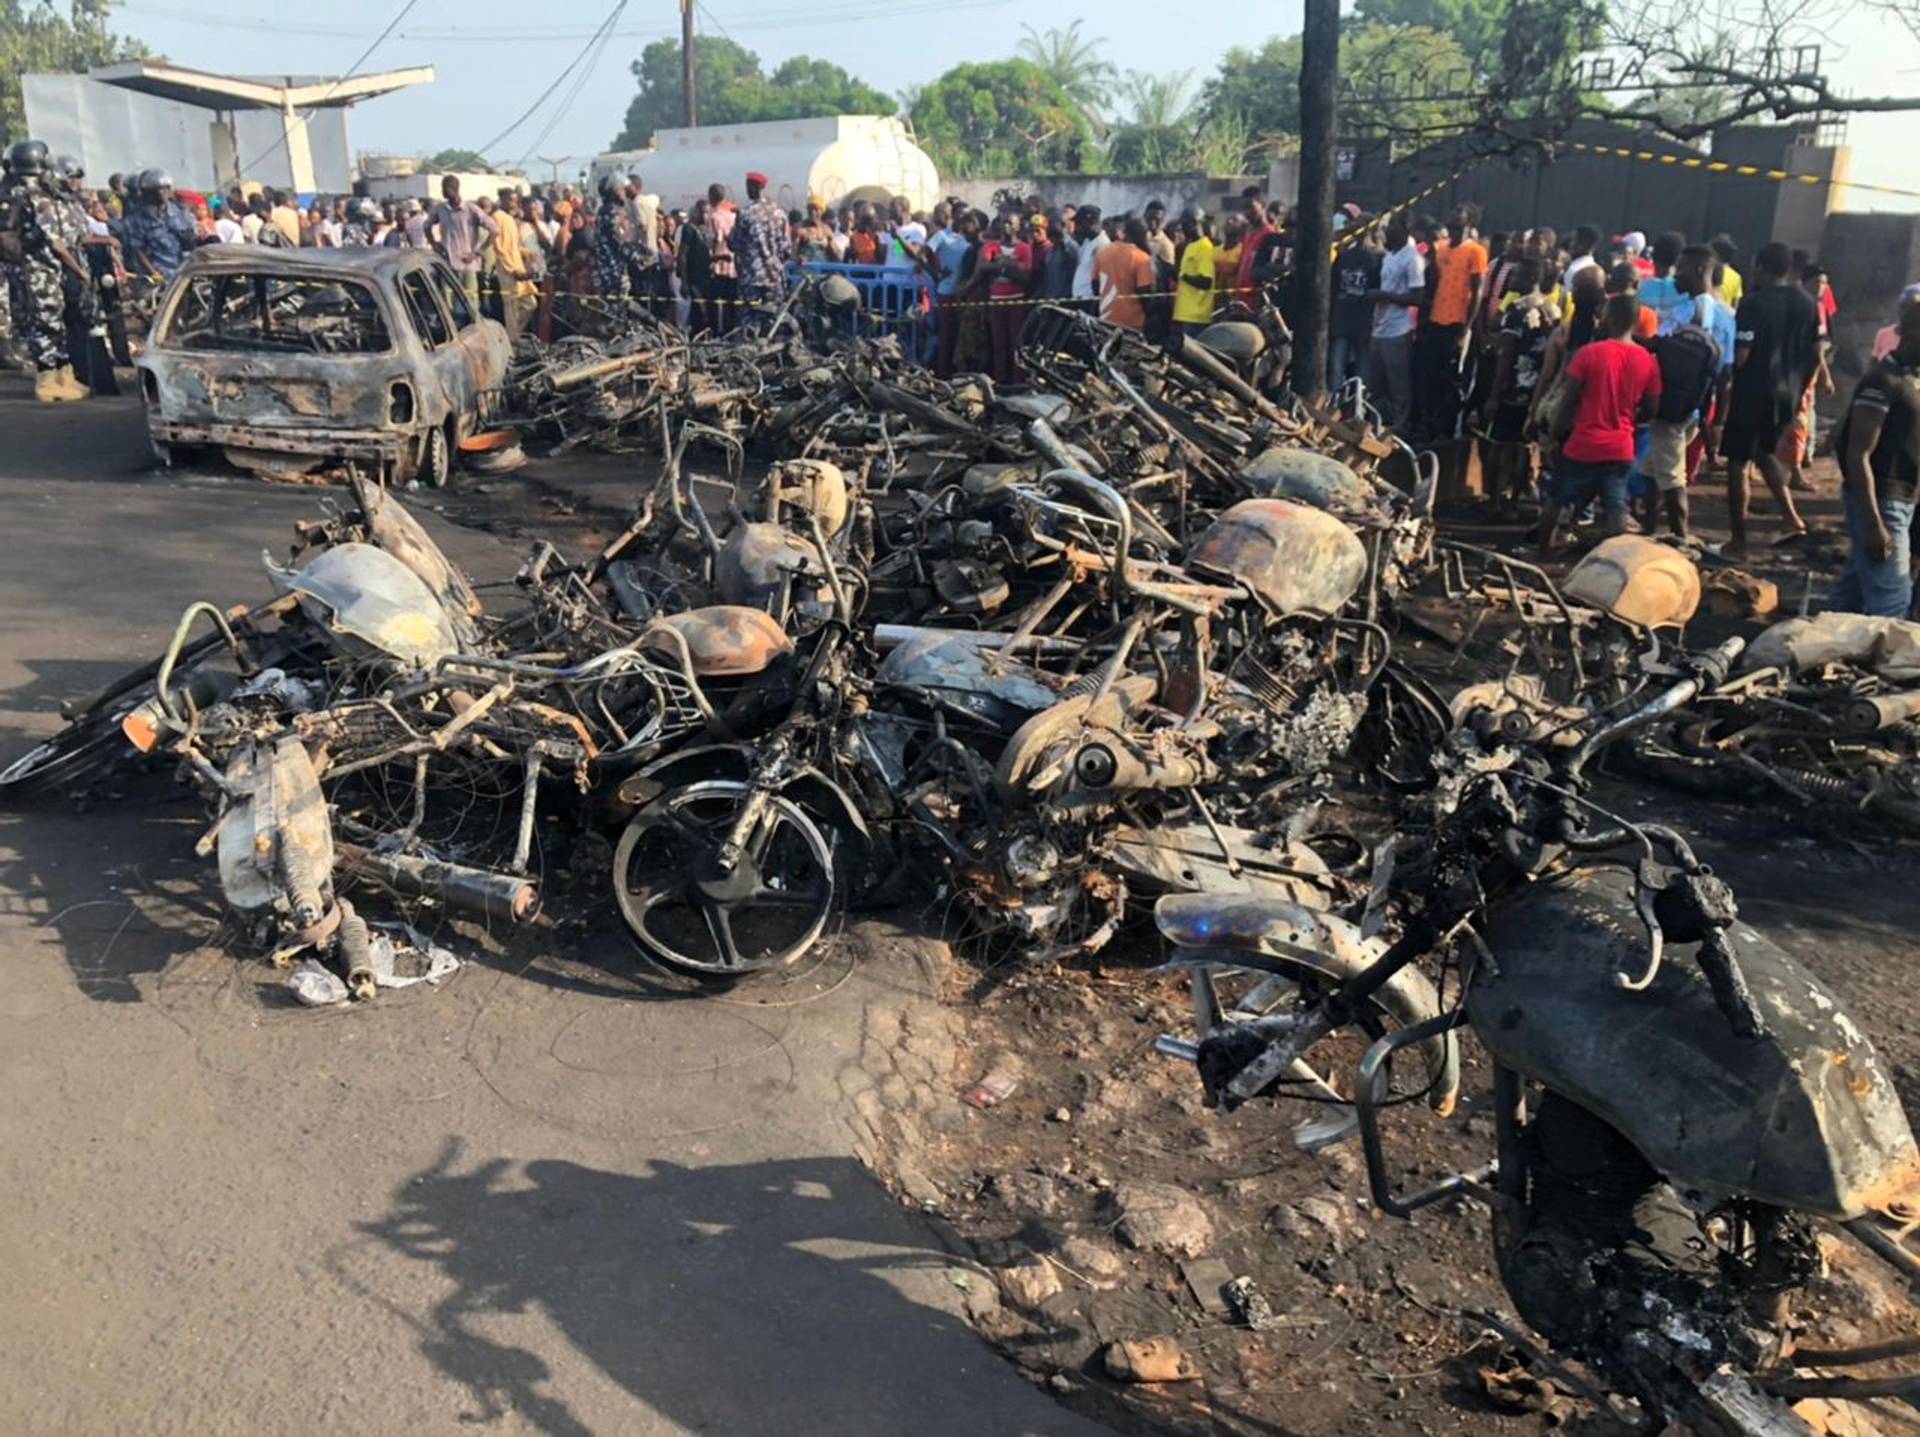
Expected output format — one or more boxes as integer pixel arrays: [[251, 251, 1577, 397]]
[[590, 114, 940, 213]]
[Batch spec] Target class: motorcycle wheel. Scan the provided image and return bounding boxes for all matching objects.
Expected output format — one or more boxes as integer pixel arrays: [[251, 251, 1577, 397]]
[[0, 703, 147, 800], [612, 780, 836, 979], [1494, 1093, 1815, 1425]]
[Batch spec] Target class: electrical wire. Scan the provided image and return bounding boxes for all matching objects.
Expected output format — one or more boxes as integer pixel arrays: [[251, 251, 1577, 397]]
[[233, 0, 425, 180], [511, 5, 624, 170], [470, 0, 627, 162], [120, 0, 1009, 43]]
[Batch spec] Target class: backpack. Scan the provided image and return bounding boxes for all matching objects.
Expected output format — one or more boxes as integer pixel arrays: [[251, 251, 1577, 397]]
[[1653, 304, 1722, 423]]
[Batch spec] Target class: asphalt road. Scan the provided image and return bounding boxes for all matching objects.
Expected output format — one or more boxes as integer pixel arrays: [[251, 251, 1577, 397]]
[[0, 385, 1102, 1436]]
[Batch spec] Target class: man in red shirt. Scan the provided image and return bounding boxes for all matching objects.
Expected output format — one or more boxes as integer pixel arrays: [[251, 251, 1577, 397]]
[[979, 213, 1032, 385], [1540, 293, 1663, 555]]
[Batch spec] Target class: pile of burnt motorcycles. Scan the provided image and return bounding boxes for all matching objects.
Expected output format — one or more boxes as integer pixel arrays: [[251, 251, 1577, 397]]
[[7, 294, 1920, 1432]]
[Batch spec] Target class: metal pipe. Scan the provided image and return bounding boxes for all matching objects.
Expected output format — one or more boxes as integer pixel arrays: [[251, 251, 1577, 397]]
[[337, 844, 538, 924], [1846, 689, 1920, 732]]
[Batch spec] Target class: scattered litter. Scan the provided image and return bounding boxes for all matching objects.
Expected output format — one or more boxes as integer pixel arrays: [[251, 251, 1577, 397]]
[[1103, 1337, 1201, 1384], [1223, 1275, 1279, 1332], [963, 1068, 1022, 1110]]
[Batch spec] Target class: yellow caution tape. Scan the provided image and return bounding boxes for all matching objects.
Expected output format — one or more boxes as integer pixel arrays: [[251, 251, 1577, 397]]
[[1562, 140, 1920, 203]]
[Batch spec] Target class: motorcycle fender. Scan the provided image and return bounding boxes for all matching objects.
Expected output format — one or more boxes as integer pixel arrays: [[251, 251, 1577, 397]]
[[1155, 894, 1461, 1114], [615, 746, 871, 854], [1473, 867, 1920, 1221]]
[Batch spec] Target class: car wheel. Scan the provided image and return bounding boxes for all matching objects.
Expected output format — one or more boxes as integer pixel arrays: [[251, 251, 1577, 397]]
[[416, 425, 451, 488]]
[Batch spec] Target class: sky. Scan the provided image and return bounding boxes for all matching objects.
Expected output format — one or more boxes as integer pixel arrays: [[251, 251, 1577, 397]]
[[107, 0, 1920, 207]]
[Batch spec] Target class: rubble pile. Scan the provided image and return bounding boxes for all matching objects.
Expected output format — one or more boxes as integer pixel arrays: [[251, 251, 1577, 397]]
[[8, 301, 1920, 1435], [4, 301, 1441, 978]]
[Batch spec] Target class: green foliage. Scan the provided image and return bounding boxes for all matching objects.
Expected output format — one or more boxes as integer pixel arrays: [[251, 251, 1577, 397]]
[[0, 0, 147, 147], [611, 37, 891, 150], [1016, 21, 1116, 123], [910, 59, 1092, 179], [428, 148, 491, 172], [1352, 0, 1509, 67], [1117, 70, 1193, 131], [1200, 22, 1478, 161]]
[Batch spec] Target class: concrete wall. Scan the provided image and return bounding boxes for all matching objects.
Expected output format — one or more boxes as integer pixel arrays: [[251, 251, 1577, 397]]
[[1769, 141, 1850, 260], [1819, 210, 1920, 375], [939, 173, 1264, 218], [23, 73, 352, 195]]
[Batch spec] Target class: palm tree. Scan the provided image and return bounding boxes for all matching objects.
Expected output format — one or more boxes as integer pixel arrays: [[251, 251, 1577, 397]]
[[1017, 21, 1117, 123], [1117, 69, 1193, 130]]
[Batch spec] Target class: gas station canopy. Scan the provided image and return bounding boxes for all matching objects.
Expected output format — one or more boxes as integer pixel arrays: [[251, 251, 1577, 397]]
[[90, 60, 433, 191]]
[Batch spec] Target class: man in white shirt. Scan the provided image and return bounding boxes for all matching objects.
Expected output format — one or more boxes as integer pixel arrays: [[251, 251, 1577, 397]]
[[1070, 205, 1108, 308], [1562, 224, 1601, 285], [1362, 216, 1425, 430]]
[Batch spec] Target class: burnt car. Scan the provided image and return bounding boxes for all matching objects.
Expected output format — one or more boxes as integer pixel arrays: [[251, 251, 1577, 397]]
[[138, 247, 510, 486]]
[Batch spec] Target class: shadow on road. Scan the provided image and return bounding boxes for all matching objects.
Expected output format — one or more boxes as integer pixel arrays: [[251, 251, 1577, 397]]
[[343, 1138, 1041, 1437]]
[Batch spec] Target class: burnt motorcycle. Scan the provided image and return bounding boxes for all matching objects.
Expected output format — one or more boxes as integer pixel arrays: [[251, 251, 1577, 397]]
[[1157, 634, 1920, 1432]]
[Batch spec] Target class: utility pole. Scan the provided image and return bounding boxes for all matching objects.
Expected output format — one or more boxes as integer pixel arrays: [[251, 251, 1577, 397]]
[[537, 156, 569, 184], [1292, 0, 1338, 401], [681, 0, 698, 127]]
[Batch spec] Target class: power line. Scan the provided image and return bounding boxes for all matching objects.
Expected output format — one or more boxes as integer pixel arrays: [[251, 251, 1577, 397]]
[[119, 0, 1008, 44], [470, 0, 628, 161], [234, 0, 425, 179], [513, 4, 625, 169]]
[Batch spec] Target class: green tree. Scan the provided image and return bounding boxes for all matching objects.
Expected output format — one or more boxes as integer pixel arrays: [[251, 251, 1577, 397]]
[[764, 56, 894, 118], [1117, 69, 1192, 130], [427, 148, 491, 172], [1016, 22, 1115, 124], [0, 0, 147, 147], [1352, 0, 1512, 68], [1200, 23, 1477, 161], [910, 59, 1092, 178], [611, 38, 889, 150]]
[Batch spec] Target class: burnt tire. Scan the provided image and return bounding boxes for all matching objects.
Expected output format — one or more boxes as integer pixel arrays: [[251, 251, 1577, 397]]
[[0, 708, 144, 800], [1494, 1093, 1814, 1423], [416, 425, 452, 489]]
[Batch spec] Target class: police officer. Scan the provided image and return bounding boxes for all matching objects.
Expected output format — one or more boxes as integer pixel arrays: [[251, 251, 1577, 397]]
[[341, 197, 378, 247], [0, 146, 21, 373], [121, 168, 196, 281], [1, 140, 88, 402], [57, 156, 132, 368], [46, 155, 111, 391]]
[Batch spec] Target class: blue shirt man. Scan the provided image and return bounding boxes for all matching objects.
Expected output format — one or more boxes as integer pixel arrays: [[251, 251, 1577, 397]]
[[123, 199, 196, 278], [927, 222, 970, 299]]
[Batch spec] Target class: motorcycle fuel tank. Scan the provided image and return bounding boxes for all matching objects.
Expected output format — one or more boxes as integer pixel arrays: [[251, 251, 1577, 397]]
[[1474, 867, 1920, 1220], [1188, 498, 1367, 618], [1562, 534, 1701, 629]]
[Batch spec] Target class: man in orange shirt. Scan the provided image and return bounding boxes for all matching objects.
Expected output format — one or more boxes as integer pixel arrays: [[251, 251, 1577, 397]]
[[1414, 204, 1487, 438], [1095, 216, 1156, 330]]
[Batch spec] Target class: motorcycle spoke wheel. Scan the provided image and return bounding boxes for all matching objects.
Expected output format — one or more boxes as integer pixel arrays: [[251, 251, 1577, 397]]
[[612, 781, 835, 978]]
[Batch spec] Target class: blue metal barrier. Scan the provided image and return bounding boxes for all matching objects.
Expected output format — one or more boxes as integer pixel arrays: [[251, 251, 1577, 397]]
[[791, 260, 934, 359]]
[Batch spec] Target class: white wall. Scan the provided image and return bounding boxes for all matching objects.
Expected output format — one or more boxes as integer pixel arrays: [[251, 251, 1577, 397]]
[[23, 73, 352, 195], [939, 173, 1266, 219]]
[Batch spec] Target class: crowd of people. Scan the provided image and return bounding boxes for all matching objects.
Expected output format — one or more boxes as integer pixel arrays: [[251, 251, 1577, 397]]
[[5, 138, 1913, 620]]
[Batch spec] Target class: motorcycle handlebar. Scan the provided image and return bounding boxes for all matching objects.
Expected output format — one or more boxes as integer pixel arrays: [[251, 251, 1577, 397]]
[[1563, 636, 1746, 785]]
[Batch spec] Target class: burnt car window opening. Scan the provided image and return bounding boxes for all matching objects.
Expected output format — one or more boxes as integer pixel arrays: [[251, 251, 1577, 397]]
[[162, 273, 392, 355], [400, 272, 452, 348], [431, 264, 477, 330]]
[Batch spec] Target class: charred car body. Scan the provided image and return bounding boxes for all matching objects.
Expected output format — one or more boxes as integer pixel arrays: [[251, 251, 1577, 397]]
[[138, 247, 510, 486]]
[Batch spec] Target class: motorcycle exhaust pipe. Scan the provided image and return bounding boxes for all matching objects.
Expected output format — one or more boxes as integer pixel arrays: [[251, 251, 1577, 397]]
[[336, 844, 539, 925], [1073, 739, 1209, 791], [1845, 689, 1920, 732]]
